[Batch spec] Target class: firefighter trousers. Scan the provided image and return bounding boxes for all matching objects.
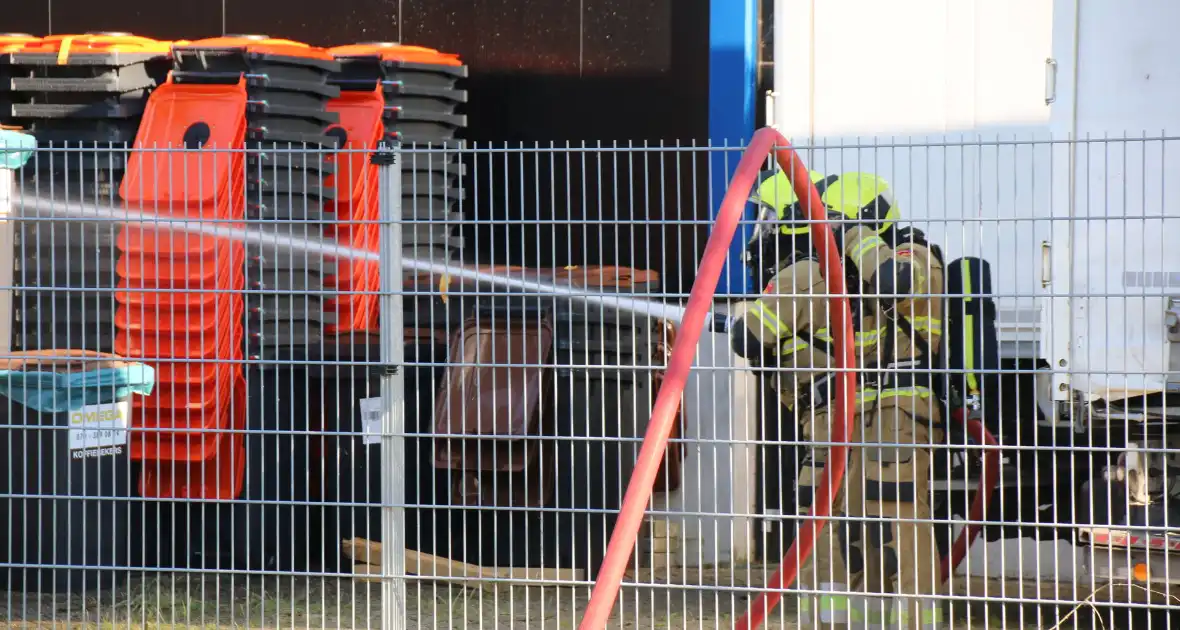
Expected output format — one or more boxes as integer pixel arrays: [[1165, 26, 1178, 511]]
[[794, 400, 946, 630]]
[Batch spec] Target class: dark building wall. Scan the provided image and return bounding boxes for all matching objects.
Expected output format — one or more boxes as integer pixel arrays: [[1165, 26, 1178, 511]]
[[4, 0, 711, 294]]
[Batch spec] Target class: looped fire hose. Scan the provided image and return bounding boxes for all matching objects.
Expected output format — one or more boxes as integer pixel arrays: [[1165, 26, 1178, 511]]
[[577, 127, 1000, 630]]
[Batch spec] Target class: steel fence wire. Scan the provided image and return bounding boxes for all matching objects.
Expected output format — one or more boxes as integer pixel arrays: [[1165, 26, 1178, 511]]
[[0, 134, 1176, 629]]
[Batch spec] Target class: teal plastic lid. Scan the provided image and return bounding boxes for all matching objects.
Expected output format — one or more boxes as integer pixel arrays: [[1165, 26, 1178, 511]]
[[0, 129, 35, 170]]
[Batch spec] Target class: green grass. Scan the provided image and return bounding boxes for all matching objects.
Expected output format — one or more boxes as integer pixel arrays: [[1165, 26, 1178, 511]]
[[0, 573, 380, 628], [1, 572, 1059, 628]]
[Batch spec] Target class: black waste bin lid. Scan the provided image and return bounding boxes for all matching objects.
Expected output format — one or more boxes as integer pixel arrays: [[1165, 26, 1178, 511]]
[[328, 43, 467, 86], [175, 37, 342, 75], [12, 117, 141, 144]]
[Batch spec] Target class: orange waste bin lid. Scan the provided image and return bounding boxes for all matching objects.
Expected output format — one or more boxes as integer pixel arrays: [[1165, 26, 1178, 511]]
[[117, 226, 238, 257], [178, 35, 333, 60], [115, 319, 243, 361], [150, 360, 235, 389], [116, 243, 243, 288], [551, 265, 661, 289], [116, 281, 233, 311], [115, 298, 239, 336], [20, 33, 175, 55], [120, 77, 247, 206], [133, 366, 231, 418], [134, 378, 246, 477], [0, 34, 39, 53], [329, 42, 463, 67], [324, 88, 384, 203]]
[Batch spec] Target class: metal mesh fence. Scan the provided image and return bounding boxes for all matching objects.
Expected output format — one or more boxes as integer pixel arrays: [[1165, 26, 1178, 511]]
[[0, 135, 1176, 629]]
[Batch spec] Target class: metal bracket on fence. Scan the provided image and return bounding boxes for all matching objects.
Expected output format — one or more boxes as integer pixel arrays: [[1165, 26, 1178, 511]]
[[371, 146, 399, 166], [1166, 297, 1180, 342], [0, 167, 14, 355]]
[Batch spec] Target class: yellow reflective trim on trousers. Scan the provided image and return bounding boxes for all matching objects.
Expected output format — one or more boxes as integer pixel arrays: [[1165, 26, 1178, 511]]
[[779, 337, 809, 356], [813, 326, 885, 347], [861, 608, 902, 625], [798, 594, 849, 612], [801, 594, 914, 628], [856, 386, 933, 405], [921, 603, 945, 625], [748, 300, 788, 337], [809, 596, 900, 624], [854, 327, 885, 346], [850, 234, 887, 267], [906, 315, 942, 336], [819, 595, 849, 611]]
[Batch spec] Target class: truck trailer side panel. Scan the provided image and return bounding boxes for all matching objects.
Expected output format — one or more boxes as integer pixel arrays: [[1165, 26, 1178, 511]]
[[772, 0, 1180, 402]]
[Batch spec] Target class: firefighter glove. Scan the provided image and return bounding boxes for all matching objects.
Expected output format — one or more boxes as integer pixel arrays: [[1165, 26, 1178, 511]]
[[872, 258, 915, 308], [730, 316, 778, 368]]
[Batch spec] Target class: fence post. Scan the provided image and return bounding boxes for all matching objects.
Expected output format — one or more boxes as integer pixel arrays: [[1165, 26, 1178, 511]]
[[374, 143, 407, 630], [0, 167, 13, 355], [0, 131, 32, 356]]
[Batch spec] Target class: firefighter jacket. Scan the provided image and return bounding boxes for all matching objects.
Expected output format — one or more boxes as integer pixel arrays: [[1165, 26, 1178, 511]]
[[731, 225, 944, 414]]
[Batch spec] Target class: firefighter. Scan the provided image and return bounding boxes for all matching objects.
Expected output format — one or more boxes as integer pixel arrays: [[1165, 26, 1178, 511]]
[[731, 170, 946, 629], [744, 168, 827, 289], [743, 167, 829, 555]]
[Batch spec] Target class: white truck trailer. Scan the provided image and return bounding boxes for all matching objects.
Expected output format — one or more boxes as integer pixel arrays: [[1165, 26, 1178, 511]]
[[770, 0, 1180, 597]]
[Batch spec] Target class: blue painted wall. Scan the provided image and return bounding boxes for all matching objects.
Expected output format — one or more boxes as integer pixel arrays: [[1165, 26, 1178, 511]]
[[708, 0, 759, 296]]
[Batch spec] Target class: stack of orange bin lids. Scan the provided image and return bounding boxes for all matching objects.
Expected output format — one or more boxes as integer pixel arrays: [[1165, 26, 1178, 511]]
[[328, 43, 467, 336], [320, 86, 383, 334], [116, 75, 248, 500]]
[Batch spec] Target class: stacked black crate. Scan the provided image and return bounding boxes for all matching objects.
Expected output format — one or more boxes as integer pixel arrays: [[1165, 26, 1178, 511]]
[[383, 53, 467, 269], [0, 34, 37, 116], [1, 33, 173, 353], [170, 36, 343, 361], [328, 43, 468, 296]]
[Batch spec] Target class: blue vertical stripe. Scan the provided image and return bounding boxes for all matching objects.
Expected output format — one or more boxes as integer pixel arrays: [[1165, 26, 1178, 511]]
[[709, 0, 759, 296]]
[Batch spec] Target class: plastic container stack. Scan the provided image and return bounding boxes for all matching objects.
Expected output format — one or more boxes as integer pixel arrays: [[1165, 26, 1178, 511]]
[[171, 36, 343, 359], [328, 43, 468, 331], [0, 33, 172, 192], [0, 34, 39, 104], [114, 76, 248, 502], [4, 33, 174, 354], [320, 86, 383, 334]]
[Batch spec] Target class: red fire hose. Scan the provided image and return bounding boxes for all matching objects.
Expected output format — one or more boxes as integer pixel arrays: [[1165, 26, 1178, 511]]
[[942, 409, 1001, 582], [577, 127, 999, 630]]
